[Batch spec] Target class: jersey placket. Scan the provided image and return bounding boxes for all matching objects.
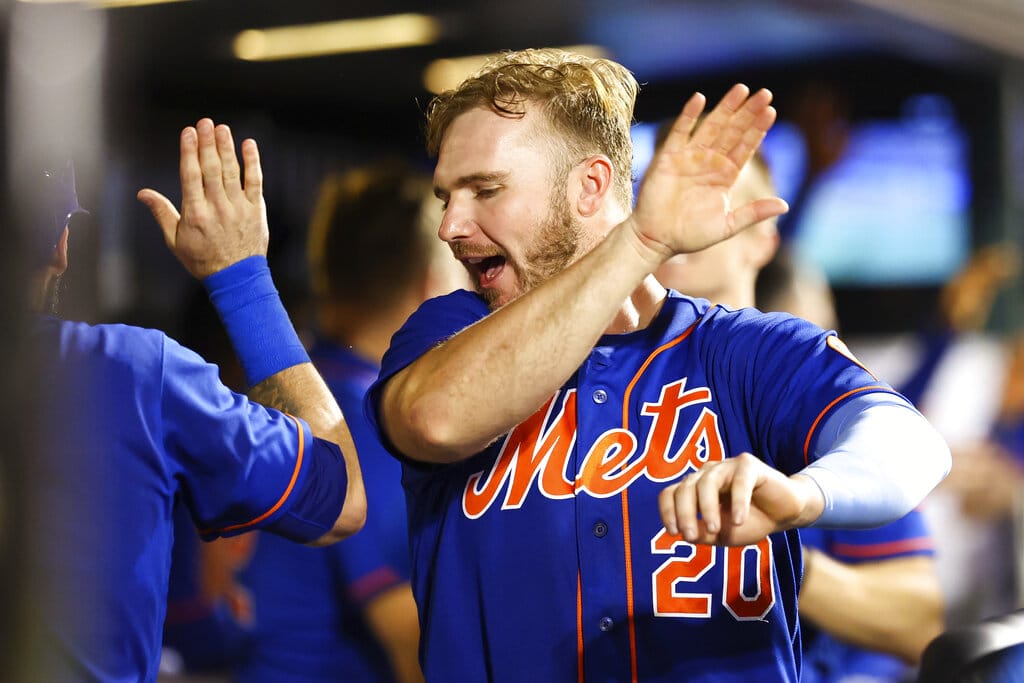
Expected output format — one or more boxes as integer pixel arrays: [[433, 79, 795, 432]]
[[575, 343, 638, 681]]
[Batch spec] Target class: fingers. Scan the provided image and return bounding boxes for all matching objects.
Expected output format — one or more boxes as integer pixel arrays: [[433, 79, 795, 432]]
[[688, 86, 775, 175], [659, 483, 684, 537], [216, 124, 243, 198], [178, 126, 203, 205], [717, 89, 773, 146], [660, 477, 698, 538], [728, 197, 789, 235], [196, 118, 227, 203], [688, 83, 750, 149], [136, 188, 182, 247], [657, 454, 761, 543], [725, 104, 776, 169], [727, 454, 758, 526], [240, 138, 263, 205], [659, 92, 708, 157]]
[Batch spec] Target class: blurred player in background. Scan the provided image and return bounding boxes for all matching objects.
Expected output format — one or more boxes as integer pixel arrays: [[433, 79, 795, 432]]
[[234, 161, 468, 683], [22, 120, 365, 682]]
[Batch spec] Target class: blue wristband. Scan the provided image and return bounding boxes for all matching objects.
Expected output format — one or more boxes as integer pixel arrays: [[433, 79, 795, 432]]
[[203, 255, 310, 387]]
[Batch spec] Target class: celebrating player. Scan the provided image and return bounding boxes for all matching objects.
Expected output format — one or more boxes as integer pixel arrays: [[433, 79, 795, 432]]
[[365, 48, 951, 681], [24, 120, 365, 681]]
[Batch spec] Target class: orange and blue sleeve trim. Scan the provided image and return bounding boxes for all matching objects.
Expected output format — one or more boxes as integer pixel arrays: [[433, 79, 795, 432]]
[[802, 386, 895, 467], [199, 416, 348, 543]]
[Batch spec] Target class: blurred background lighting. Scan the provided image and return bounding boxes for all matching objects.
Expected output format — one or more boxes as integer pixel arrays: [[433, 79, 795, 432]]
[[234, 13, 441, 61]]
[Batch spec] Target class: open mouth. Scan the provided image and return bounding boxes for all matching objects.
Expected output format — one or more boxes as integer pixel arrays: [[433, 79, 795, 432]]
[[464, 255, 506, 287]]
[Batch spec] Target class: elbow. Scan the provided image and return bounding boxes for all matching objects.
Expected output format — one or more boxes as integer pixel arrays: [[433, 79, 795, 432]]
[[892, 582, 946, 664], [308, 498, 366, 547], [385, 392, 480, 464], [334, 494, 368, 539], [336, 471, 369, 538], [308, 477, 367, 547], [906, 592, 946, 664]]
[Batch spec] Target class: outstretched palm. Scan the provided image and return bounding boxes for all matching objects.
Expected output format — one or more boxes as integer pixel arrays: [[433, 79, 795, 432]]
[[632, 84, 788, 259], [137, 118, 269, 280]]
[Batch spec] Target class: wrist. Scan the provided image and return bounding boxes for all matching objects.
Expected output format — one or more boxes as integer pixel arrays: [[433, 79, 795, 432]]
[[617, 216, 673, 271], [204, 256, 309, 387], [790, 473, 827, 528]]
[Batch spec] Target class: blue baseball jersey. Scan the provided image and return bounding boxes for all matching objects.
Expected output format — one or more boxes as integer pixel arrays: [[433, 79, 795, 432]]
[[800, 511, 935, 683], [162, 499, 256, 673], [367, 289, 902, 683], [236, 340, 411, 683], [30, 317, 349, 683]]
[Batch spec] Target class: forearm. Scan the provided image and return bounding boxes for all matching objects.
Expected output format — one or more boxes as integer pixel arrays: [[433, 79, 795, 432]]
[[383, 220, 663, 462], [249, 366, 365, 540], [801, 396, 951, 528], [207, 257, 365, 539], [799, 549, 944, 663]]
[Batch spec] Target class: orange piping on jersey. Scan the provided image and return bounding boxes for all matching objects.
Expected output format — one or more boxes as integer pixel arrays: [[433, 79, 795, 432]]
[[831, 537, 934, 558], [801, 385, 891, 466], [621, 489, 639, 682], [623, 323, 699, 410], [619, 321, 699, 683], [577, 572, 585, 683], [201, 413, 306, 535]]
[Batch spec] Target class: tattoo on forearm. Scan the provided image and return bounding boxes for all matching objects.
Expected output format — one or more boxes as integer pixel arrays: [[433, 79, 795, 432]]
[[249, 375, 303, 416]]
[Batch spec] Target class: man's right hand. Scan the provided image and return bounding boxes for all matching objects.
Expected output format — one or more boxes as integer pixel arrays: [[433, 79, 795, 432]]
[[137, 118, 269, 280], [628, 84, 789, 266]]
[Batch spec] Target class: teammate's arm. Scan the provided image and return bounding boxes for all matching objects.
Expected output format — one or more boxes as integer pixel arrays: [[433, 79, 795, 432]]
[[799, 550, 944, 663], [138, 118, 365, 544], [381, 85, 788, 463], [362, 585, 425, 683]]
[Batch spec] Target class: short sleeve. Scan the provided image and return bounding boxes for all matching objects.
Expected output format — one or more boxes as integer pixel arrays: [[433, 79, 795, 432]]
[[364, 290, 490, 458], [158, 336, 348, 543], [705, 309, 900, 474]]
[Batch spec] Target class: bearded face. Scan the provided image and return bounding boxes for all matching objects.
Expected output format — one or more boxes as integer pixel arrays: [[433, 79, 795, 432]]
[[483, 191, 584, 309], [434, 106, 595, 310]]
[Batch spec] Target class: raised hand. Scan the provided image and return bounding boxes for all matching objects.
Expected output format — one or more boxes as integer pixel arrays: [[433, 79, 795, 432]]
[[137, 118, 269, 280], [657, 452, 824, 547], [629, 84, 789, 263]]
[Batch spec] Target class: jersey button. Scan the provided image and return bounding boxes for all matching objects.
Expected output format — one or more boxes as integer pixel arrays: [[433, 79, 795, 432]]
[[592, 389, 608, 404], [593, 521, 608, 538], [598, 616, 614, 632]]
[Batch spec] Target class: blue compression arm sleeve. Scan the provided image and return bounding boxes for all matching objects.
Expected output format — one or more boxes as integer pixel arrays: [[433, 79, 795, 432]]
[[203, 256, 310, 387], [800, 393, 951, 528]]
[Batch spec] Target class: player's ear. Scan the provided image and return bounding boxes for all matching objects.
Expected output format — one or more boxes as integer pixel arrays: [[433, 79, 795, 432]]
[[574, 154, 614, 218]]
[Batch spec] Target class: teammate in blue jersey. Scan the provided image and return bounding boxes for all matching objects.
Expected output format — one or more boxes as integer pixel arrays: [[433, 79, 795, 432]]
[[365, 48, 951, 682], [235, 163, 465, 683], [24, 119, 366, 682], [654, 143, 944, 681]]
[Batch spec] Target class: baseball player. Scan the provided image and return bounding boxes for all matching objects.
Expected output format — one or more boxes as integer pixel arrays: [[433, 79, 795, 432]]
[[236, 162, 466, 683], [24, 120, 365, 682], [653, 142, 943, 681], [365, 49, 951, 682]]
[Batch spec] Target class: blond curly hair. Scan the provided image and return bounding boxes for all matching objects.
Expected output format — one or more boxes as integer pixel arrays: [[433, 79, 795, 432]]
[[425, 48, 639, 209]]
